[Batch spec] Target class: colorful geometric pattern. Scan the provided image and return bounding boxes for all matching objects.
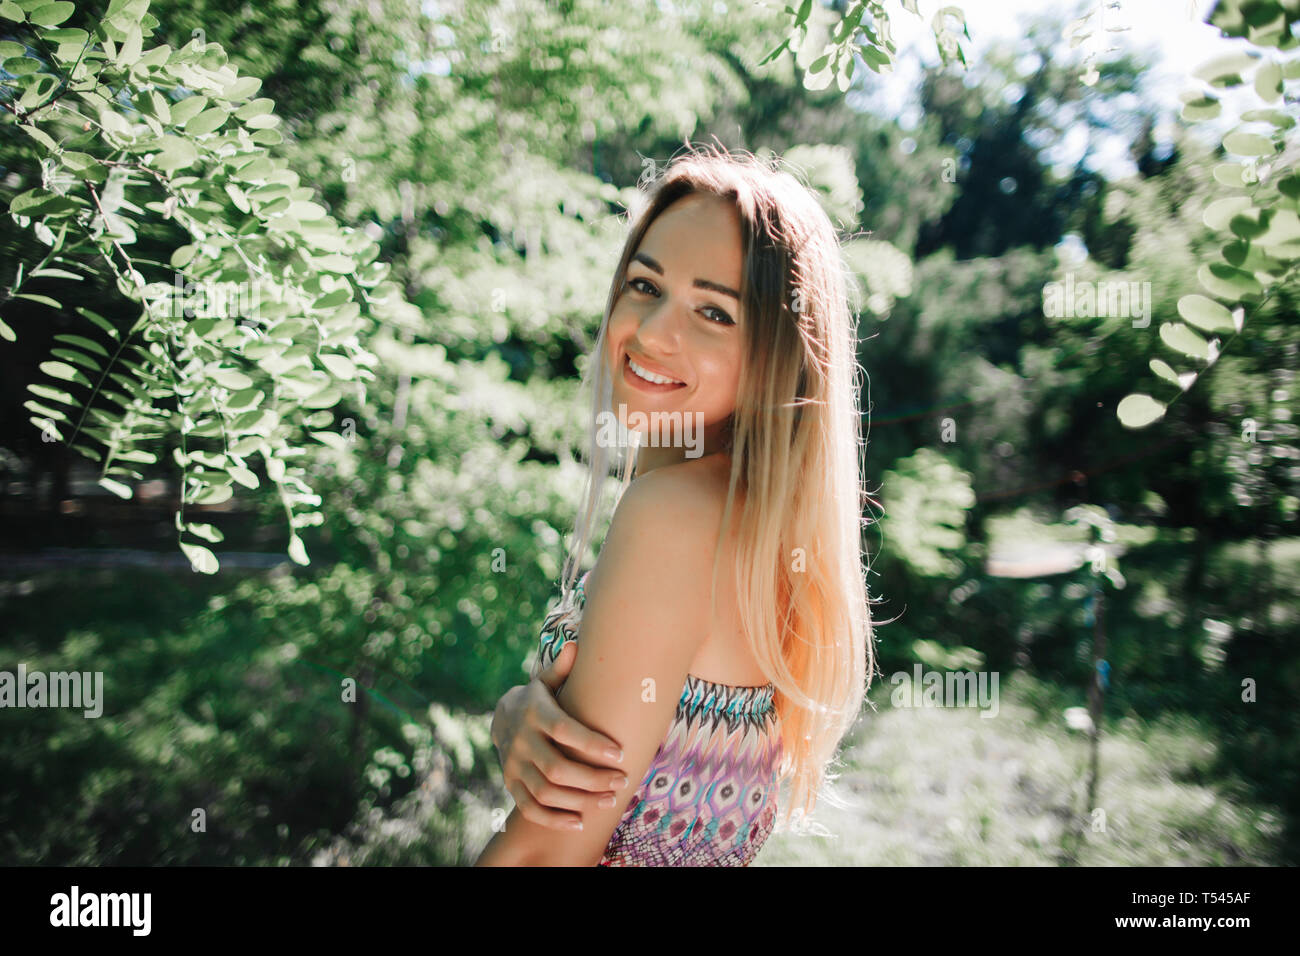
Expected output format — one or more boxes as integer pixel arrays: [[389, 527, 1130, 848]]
[[533, 571, 783, 866]]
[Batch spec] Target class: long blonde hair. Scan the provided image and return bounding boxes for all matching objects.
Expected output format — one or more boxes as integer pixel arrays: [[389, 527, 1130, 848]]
[[559, 142, 876, 826]]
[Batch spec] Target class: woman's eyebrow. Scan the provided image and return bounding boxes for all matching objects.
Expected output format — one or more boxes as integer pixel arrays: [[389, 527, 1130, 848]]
[[631, 252, 740, 301]]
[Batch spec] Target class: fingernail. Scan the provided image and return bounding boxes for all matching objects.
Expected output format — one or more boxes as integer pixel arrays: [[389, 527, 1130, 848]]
[[612, 776, 628, 790], [606, 748, 624, 763], [567, 820, 583, 831], [598, 795, 617, 809]]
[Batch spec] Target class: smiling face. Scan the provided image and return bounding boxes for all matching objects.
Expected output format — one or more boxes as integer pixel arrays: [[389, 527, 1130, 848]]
[[605, 192, 745, 466]]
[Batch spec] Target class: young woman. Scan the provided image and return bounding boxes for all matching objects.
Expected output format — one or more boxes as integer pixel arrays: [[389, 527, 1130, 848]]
[[474, 144, 875, 866]]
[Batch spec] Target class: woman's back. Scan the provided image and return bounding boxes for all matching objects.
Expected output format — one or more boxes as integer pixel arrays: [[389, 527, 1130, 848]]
[[532, 455, 783, 866]]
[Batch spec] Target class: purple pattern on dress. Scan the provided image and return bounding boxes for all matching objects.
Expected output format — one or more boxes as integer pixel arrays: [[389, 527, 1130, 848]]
[[533, 571, 783, 866]]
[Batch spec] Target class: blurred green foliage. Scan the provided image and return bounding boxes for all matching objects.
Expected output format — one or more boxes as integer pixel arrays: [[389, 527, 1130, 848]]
[[1, 0, 1297, 866]]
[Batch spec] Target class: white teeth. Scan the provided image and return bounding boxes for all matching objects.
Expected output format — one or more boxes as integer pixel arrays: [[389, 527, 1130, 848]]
[[628, 357, 683, 386]]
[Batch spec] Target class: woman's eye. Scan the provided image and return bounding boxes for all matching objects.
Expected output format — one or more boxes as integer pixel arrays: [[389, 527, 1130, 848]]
[[628, 277, 734, 326]]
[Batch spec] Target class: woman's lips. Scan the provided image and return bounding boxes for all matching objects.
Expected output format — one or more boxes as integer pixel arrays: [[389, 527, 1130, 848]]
[[622, 353, 686, 392]]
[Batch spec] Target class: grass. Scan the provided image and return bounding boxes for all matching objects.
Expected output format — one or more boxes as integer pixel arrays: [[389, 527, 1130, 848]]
[[755, 673, 1281, 866]]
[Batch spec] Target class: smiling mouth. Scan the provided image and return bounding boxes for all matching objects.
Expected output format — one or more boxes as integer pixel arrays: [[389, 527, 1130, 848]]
[[624, 354, 686, 389]]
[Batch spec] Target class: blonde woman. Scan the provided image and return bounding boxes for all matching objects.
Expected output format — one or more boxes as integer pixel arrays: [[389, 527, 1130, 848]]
[[475, 144, 874, 866]]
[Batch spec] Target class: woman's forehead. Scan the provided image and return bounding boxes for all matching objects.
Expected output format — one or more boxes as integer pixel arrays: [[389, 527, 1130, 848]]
[[639, 195, 743, 261]]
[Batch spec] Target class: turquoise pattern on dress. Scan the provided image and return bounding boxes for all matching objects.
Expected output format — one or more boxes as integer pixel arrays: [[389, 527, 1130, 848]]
[[532, 570, 783, 866]]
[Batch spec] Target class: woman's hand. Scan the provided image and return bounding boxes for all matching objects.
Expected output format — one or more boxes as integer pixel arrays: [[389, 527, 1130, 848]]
[[490, 641, 631, 830]]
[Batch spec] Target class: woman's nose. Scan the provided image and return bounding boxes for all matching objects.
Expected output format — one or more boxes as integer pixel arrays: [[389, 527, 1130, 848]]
[[638, 297, 684, 348]]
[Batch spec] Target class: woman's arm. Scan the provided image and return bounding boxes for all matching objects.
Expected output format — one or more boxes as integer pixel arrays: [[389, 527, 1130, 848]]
[[474, 467, 724, 866], [488, 644, 631, 831]]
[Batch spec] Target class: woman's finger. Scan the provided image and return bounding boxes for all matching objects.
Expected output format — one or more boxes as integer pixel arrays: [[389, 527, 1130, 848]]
[[536, 639, 576, 691], [525, 726, 630, 798], [520, 762, 613, 815], [507, 778, 585, 831], [529, 687, 625, 776]]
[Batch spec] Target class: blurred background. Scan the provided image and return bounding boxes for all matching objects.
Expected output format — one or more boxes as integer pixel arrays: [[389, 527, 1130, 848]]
[[1, 0, 1296, 866]]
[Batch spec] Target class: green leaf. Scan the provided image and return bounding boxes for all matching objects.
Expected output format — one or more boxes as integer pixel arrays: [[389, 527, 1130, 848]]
[[312, 288, 352, 310], [1223, 130, 1275, 156], [154, 135, 197, 172], [1212, 162, 1250, 187], [227, 463, 258, 488], [39, 360, 91, 385], [24, 399, 67, 421], [70, 443, 102, 463], [1228, 211, 1267, 239], [301, 386, 341, 409], [234, 97, 274, 120], [1177, 294, 1236, 332], [13, 292, 60, 308], [191, 483, 233, 505], [1192, 50, 1259, 85], [116, 22, 141, 65], [29, 416, 63, 440], [209, 367, 253, 389], [50, 347, 101, 372], [170, 244, 199, 268], [99, 476, 133, 499], [28, 1, 73, 26], [319, 353, 355, 379], [0, 56, 36, 76], [31, 267, 85, 280], [180, 541, 219, 573], [10, 188, 77, 216], [1181, 96, 1221, 121], [1117, 394, 1166, 429], [43, 27, 86, 43], [224, 75, 262, 100], [1159, 322, 1211, 360], [233, 156, 273, 182], [115, 448, 158, 464], [136, 44, 171, 70], [0, 2, 24, 22], [288, 200, 325, 220], [185, 106, 228, 136], [1259, 207, 1300, 244], [226, 386, 263, 410], [53, 334, 109, 356], [1149, 358, 1182, 387], [29, 382, 75, 405], [287, 534, 309, 566], [1197, 262, 1262, 300], [758, 38, 790, 66], [186, 521, 224, 543], [0, 315, 14, 342], [1255, 59, 1282, 101], [168, 95, 208, 125], [311, 430, 350, 451], [1241, 107, 1294, 129], [77, 307, 119, 340]]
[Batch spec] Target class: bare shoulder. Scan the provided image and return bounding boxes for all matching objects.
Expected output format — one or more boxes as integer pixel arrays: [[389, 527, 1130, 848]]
[[587, 456, 736, 603], [627, 457, 744, 548]]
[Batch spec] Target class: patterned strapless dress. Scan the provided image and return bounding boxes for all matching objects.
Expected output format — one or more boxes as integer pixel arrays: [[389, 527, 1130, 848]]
[[532, 570, 783, 866]]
